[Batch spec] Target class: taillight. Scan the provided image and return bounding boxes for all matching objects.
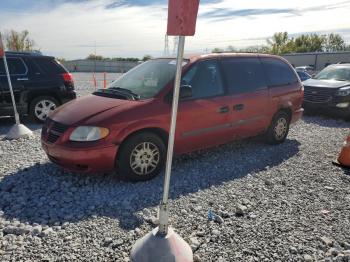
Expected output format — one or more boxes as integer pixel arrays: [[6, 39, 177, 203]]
[[62, 73, 73, 83], [62, 73, 74, 90]]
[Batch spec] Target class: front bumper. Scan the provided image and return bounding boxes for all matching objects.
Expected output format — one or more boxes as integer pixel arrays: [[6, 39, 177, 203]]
[[291, 108, 304, 124], [41, 140, 118, 173], [303, 97, 350, 117]]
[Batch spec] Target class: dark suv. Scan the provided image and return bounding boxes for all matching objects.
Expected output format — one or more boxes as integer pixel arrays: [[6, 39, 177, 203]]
[[0, 52, 76, 122], [303, 64, 350, 118]]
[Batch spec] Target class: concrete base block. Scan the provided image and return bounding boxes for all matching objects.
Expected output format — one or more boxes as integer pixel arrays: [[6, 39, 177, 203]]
[[131, 227, 193, 262], [5, 124, 33, 140]]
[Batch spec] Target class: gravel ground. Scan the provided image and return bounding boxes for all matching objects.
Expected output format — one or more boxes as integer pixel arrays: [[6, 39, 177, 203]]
[[0, 73, 350, 261]]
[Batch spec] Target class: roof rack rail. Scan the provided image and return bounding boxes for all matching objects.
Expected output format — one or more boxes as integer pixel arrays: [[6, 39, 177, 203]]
[[5, 50, 43, 56]]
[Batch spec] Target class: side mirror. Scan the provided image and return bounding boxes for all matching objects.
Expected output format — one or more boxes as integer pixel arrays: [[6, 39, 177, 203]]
[[165, 85, 193, 104], [180, 85, 193, 99]]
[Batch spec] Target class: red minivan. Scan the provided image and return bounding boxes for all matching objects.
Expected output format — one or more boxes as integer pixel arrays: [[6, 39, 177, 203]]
[[41, 53, 303, 181]]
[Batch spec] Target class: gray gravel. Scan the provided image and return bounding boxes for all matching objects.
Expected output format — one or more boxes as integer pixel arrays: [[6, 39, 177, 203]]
[[0, 73, 350, 261]]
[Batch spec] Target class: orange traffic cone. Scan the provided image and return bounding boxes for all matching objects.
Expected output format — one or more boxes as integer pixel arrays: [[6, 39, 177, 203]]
[[333, 134, 350, 168]]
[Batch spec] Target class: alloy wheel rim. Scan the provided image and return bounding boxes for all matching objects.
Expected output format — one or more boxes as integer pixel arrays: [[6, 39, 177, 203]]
[[274, 118, 287, 140], [130, 142, 160, 175], [35, 100, 56, 121]]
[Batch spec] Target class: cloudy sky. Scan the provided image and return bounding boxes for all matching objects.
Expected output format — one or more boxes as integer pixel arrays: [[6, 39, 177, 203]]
[[0, 0, 349, 59]]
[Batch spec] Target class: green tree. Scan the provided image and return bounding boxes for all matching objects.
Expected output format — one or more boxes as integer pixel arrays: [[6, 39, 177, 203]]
[[324, 33, 346, 52], [86, 54, 104, 60], [142, 55, 152, 61], [267, 32, 289, 55], [212, 47, 224, 53], [240, 45, 271, 53], [4, 30, 36, 52], [293, 34, 325, 53]]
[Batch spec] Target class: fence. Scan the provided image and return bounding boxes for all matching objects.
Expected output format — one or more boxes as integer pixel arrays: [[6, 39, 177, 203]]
[[63, 60, 140, 73]]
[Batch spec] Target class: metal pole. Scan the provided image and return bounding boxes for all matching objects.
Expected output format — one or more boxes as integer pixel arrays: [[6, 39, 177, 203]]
[[3, 54, 20, 124], [158, 36, 185, 235]]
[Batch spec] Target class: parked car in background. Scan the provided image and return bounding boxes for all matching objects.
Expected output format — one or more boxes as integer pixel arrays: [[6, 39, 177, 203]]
[[41, 53, 304, 181], [0, 52, 76, 122], [295, 65, 315, 75], [303, 64, 350, 118], [296, 70, 311, 81]]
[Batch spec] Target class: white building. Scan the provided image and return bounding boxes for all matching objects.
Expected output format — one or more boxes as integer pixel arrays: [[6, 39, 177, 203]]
[[282, 51, 350, 71]]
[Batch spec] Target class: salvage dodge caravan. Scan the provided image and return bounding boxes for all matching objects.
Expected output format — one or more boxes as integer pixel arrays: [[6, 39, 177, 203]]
[[41, 54, 304, 181]]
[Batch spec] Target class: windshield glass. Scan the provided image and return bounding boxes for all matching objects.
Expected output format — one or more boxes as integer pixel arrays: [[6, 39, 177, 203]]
[[314, 66, 350, 81], [108, 59, 188, 99]]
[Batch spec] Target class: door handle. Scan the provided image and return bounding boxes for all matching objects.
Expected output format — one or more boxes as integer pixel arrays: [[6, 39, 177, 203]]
[[217, 106, 229, 114], [17, 78, 29, 81], [233, 104, 244, 111]]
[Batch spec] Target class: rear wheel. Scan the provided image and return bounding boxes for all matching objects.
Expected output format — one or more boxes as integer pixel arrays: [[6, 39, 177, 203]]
[[29, 96, 59, 122], [266, 111, 290, 144], [117, 132, 166, 182]]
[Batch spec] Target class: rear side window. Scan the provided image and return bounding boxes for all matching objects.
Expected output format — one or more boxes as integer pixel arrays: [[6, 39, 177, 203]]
[[261, 58, 298, 87], [0, 57, 27, 75], [34, 58, 66, 75], [221, 57, 267, 94]]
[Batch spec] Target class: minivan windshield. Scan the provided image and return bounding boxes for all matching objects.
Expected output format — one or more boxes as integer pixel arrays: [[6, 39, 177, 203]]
[[108, 59, 188, 99], [314, 66, 350, 81]]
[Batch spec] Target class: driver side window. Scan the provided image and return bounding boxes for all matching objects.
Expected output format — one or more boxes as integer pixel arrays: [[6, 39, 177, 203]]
[[182, 59, 224, 99]]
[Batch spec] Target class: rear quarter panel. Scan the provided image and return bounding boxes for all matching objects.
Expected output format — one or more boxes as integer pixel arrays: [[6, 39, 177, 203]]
[[262, 56, 304, 123], [268, 82, 303, 121]]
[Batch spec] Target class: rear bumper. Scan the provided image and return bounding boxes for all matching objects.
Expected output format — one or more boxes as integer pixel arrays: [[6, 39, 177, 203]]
[[291, 108, 304, 124], [41, 140, 118, 173], [60, 90, 77, 104]]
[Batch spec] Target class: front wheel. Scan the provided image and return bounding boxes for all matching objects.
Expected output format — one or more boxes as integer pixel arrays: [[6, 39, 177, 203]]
[[266, 111, 290, 144], [117, 132, 166, 182], [29, 96, 59, 122]]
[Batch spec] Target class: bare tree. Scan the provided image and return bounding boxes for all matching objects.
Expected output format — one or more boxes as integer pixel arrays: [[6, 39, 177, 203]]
[[4, 30, 36, 52]]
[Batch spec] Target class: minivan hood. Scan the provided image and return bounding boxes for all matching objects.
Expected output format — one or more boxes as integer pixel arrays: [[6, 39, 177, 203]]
[[50, 94, 130, 125], [303, 78, 350, 88]]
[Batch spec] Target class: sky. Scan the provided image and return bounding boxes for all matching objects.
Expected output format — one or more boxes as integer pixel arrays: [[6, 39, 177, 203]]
[[0, 0, 349, 59]]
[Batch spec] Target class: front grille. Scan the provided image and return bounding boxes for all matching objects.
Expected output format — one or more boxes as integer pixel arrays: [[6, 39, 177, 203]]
[[303, 86, 335, 103], [44, 118, 69, 144]]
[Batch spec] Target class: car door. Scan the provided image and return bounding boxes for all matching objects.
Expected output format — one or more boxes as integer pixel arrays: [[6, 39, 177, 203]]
[[0, 57, 28, 114], [220, 57, 270, 138], [175, 59, 234, 153]]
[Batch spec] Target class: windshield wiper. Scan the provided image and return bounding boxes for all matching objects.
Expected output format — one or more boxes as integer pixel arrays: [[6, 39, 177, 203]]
[[94, 88, 140, 100], [109, 87, 141, 100]]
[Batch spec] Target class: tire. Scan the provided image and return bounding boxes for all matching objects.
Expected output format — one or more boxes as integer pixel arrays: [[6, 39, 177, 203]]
[[117, 132, 166, 182], [266, 111, 290, 145], [29, 96, 59, 122]]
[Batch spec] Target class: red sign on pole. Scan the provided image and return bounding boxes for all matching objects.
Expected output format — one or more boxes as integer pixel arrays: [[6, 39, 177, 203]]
[[0, 34, 4, 58], [167, 0, 200, 36]]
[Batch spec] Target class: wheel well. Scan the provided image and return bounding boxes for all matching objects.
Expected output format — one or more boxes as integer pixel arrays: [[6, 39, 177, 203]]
[[278, 107, 292, 121], [27, 93, 62, 113], [116, 127, 168, 161]]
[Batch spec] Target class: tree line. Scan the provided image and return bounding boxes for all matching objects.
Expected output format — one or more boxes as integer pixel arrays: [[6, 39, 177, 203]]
[[86, 54, 152, 62], [212, 32, 350, 55], [2, 29, 350, 60], [1, 29, 152, 62]]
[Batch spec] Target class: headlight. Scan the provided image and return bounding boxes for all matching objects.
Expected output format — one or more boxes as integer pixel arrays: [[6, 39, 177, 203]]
[[69, 126, 109, 142], [335, 87, 350, 96]]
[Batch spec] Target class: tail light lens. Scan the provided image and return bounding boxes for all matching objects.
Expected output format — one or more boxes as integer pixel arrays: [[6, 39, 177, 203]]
[[62, 73, 73, 82], [62, 73, 74, 90]]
